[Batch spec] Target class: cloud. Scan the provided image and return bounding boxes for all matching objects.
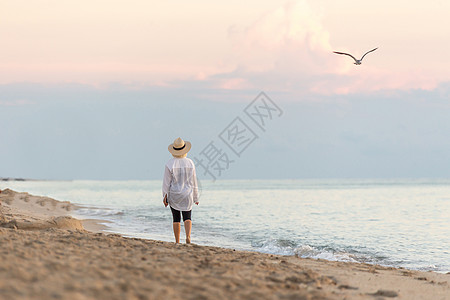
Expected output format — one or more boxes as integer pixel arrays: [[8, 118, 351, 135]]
[[2, 81, 450, 179], [2, 0, 447, 96], [228, 1, 333, 72], [201, 0, 445, 96], [215, 0, 337, 93], [199, 0, 373, 96]]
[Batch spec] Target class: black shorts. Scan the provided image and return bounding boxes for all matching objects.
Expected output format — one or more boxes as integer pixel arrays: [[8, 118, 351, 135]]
[[170, 206, 192, 223]]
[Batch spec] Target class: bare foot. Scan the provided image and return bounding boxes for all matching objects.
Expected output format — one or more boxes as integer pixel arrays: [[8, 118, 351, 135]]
[[186, 237, 191, 244]]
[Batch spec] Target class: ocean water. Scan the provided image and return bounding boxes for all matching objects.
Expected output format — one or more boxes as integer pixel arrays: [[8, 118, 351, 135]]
[[2, 179, 450, 273]]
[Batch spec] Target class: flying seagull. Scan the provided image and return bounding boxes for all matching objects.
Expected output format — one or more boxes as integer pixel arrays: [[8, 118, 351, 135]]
[[333, 47, 378, 65]]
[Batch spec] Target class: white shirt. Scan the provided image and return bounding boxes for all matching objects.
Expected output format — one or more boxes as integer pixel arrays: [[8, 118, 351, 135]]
[[162, 157, 199, 211]]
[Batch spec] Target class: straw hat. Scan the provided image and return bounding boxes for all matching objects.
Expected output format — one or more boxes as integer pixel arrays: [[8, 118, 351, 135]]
[[168, 137, 191, 156]]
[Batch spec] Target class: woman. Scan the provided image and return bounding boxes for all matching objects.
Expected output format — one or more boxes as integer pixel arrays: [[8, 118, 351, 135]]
[[162, 137, 199, 244]]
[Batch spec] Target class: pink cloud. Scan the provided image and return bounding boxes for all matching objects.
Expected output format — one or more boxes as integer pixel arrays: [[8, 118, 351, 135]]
[[227, 0, 334, 74], [208, 1, 445, 96]]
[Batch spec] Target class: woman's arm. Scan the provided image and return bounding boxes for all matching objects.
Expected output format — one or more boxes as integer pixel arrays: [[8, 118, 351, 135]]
[[192, 166, 199, 205], [162, 166, 172, 206]]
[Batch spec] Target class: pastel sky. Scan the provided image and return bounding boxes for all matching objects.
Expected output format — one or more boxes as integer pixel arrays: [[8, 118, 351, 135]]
[[1, 0, 450, 180], [2, 0, 450, 91]]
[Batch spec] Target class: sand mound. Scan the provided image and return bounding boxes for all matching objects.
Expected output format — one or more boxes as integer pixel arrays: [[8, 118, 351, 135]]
[[0, 189, 84, 231], [1, 216, 84, 230], [0, 189, 74, 213]]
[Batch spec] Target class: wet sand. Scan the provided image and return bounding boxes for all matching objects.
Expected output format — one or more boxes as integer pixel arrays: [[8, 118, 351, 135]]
[[1, 189, 449, 299]]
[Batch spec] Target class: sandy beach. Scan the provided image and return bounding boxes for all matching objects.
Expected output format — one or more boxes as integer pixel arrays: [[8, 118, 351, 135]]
[[0, 189, 449, 300]]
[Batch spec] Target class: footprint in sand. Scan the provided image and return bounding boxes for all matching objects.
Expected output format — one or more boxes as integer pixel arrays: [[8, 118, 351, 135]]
[[415, 276, 428, 281], [368, 289, 398, 298], [338, 284, 358, 290]]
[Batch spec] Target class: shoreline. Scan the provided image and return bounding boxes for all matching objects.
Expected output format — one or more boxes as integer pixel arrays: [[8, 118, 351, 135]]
[[1, 189, 449, 299]]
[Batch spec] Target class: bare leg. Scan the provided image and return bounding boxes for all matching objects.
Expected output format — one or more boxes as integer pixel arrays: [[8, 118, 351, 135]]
[[173, 222, 181, 243], [184, 220, 192, 244]]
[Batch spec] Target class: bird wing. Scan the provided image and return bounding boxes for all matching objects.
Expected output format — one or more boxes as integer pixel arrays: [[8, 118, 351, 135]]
[[333, 51, 358, 63], [360, 47, 378, 61]]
